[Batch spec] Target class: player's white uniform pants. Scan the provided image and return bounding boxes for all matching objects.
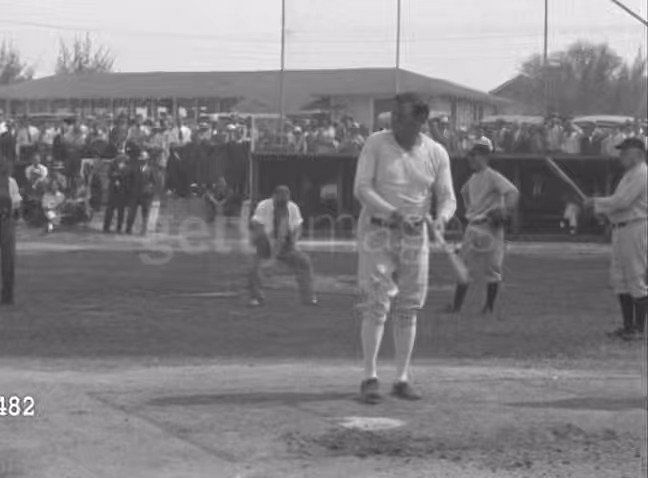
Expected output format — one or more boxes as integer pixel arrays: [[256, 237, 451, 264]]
[[357, 221, 429, 326], [610, 218, 647, 298], [460, 223, 505, 283]]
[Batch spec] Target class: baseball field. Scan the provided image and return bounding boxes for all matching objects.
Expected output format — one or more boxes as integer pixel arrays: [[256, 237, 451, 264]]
[[0, 222, 645, 477]]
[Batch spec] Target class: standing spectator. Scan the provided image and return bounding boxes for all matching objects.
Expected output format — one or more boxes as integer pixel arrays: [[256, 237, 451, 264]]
[[125, 148, 158, 235], [0, 120, 17, 164], [0, 158, 21, 305], [545, 116, 564, 153], [126, 115, 148, 148], [63, 119, 86, 193], [529, 125, 546, 153], [580, 124, 602, 155], [15, 117, 39, 163], [561, 121, 582, 154], [103, 153, 129, 234]]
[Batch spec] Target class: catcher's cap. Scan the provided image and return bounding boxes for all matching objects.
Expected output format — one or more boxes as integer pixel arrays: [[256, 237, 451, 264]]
[[615, 137, 646, 152], [468, 137, 493, 156]]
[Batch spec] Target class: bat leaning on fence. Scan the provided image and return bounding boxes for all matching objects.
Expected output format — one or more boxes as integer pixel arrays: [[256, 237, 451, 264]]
[[543, 156, 588, 203]]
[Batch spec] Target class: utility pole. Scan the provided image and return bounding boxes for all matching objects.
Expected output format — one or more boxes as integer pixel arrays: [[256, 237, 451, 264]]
[[543, 0, 550, 116], [395, 0, 402, 95], [279, 0, 286, 148]]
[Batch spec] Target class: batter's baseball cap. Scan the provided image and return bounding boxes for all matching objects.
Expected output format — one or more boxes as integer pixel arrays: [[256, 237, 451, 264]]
[[615, 137, 646, 152], [468, 137, 493, 156]]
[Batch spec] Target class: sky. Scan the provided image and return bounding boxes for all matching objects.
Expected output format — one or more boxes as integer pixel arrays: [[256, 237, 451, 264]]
[[0, 0, 646, 93]]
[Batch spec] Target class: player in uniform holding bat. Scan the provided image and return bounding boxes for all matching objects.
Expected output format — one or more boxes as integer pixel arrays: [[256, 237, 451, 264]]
[[583, 137, 647, 340], [446, 137, 519, 315], [354, 93, 456, 404]]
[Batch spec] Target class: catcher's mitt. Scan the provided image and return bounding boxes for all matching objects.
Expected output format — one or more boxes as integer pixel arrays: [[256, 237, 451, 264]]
[[486, 208, 510, 228]]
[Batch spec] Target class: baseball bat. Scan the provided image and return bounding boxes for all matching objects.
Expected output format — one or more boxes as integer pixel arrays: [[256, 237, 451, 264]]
[[544, 157, 588, 203], [430, 226, 470, 284]]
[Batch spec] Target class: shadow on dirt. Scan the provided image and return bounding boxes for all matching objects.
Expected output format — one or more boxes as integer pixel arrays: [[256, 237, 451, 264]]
[[507, 396, 644, 411], [147, 391, 354, 407]]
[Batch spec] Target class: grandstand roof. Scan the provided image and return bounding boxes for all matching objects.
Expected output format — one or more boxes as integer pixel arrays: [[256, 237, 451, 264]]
[[0, 68, 502, 112]]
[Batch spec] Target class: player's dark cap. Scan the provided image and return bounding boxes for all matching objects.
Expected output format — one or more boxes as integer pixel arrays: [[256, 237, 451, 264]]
[[615, 137, 646, 152], [467, 137, 493, 156]]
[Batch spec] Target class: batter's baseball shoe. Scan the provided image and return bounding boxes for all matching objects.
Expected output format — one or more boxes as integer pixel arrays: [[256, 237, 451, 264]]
[[606, 327, 633, 339], [391, 381, 422, 401], [248, 298, 264, 308], [359, 378, 382, 405], [302, 296, 319, 306]]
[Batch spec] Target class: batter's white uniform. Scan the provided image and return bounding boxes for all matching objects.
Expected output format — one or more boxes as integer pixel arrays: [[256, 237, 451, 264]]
[[594, 161, 648, 298], [460, 167, 519, 283], [354, 131, 456, 325]]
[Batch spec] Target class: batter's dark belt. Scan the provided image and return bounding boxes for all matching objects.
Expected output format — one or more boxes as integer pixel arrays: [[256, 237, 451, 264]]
[[611, 217, 647, 229], [370, 216, 424, 233]]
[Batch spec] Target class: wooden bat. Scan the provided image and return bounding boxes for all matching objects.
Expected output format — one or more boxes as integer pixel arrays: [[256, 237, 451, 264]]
[[430, 224, 470, 284], [544, 157, 588, 203]]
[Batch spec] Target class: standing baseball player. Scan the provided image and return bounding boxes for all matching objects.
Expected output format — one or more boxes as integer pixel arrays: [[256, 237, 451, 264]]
[[247, 185, 317, 307], [446, 137, 520, 314], [584, 137, 647, 340], [354, 93, 456, 404]]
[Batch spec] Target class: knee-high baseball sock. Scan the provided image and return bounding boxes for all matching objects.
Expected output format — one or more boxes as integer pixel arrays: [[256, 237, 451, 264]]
[[361, 317, 385, 380], [634, 296, 647, 333], [484, 282, 499, 313], [618, 294, 634, 332], [452, 283, 469, 312], [393, 321, 417, 383]]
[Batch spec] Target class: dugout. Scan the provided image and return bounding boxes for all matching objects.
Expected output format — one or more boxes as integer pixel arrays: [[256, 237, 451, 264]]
[[250, 152, 624, 237]]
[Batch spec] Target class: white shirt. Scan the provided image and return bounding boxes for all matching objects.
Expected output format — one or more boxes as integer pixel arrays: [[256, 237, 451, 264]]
[[461, 167, 518, 222], [25, 164, 49, 183], [354, 130, 456, 223], [251, 198, 303, 237], [594, 161, 647, 224], [8, 177, 22, 209]]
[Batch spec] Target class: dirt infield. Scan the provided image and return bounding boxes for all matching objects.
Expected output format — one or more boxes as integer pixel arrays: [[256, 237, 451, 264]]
[[0, 235, 646, 477]]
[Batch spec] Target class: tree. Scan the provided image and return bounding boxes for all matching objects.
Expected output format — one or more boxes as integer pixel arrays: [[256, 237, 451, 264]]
[[519, 41, 647, 117], [55, 33, 115, 75], [0, 40, 34, 85]]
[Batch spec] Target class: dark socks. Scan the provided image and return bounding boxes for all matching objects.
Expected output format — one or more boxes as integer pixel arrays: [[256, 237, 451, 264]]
[[483, 283, 499, 313], [634, 296, 647, 333], [452, 284, 469, 312], [618, 294, 634, 332]]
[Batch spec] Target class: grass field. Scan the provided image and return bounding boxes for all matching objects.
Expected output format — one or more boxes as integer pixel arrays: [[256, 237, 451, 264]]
[[0, 233, 645, 478]]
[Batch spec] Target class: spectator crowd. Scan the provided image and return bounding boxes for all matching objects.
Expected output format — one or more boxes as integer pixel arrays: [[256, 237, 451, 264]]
[[425, 114, 648, 156]]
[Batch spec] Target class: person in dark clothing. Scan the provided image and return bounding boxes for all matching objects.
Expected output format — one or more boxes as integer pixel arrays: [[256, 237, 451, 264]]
[[0, 121, 17, 164], [102, 153, 129, 233], [0, 159, 21, 305], [125, 149, 158, 235]]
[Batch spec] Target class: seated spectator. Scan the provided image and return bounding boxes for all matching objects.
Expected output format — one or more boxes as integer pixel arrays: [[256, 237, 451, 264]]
[[41, 179, 65, 233], [580, 124, 602, 155], [24, 153, 49, 191]]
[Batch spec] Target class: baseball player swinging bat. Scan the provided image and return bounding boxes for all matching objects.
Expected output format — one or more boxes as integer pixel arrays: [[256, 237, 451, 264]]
[[426, 216, 470, 284], [544, 157, 588, 203]]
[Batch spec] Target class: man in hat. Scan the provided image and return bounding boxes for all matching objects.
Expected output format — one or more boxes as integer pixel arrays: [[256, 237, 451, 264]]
[[247, 185, 317, 307], [103, 152, 130, 234], [354, 93, 456, 404], [446, 137, 519, 315], [584, 137, 647, 340], [125, 147, 158, 235]]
